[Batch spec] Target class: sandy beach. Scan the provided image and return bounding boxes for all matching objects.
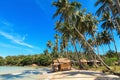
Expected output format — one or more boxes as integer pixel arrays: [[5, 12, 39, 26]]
[[39, 70, 120, 80]]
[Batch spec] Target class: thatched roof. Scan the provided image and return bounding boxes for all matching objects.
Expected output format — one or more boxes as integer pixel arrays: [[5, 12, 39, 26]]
[[53, 58, 71, 63]]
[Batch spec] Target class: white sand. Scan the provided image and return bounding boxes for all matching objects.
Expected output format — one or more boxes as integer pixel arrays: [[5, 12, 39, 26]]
[[40, 70, 120, 80]]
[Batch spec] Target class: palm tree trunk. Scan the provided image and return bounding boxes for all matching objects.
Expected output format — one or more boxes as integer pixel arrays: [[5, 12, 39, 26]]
[[102, 45, 105, 54], [74, 26, 111, 70], [108, 44, 111, 50], [90, 52, 98, 68], [72, 40, 84, 69], [111, 30, 120, 63], [66, 47, 70, 59], [96, 45, 111, 70], [111, 30, 118, 53], [78, 41, 82, 52]]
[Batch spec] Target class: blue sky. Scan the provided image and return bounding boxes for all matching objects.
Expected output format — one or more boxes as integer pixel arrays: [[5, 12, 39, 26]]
[[0, 0, 120, 57]]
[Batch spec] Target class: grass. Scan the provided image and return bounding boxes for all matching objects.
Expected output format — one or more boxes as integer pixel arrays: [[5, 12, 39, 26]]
[[88, 66, 120, 73]]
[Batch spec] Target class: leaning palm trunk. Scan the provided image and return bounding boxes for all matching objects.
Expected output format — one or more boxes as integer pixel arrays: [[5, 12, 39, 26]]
[[96, 45, 111, 70], [90, 52, 99, 68], [111, 30, 118, 53], [111, 30, 120, 64], [65, 51, 69, 58], [74, 26, 111, 70], [108, 44, 111, 50], [102, 45, 105, 54]]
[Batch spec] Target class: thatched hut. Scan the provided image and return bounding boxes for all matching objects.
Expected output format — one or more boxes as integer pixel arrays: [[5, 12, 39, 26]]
[[52, 58, 71, 71]]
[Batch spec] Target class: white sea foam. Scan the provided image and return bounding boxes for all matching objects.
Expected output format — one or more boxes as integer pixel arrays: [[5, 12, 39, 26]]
[[0, 66, 49, 80], [11, 72, 22, 75]]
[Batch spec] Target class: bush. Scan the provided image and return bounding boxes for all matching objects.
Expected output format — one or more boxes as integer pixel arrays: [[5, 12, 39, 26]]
[[36, 55, 51, 66], [0, 56, 4, 65], [20, 56, 32, 66], [104, 57, 117, 66]]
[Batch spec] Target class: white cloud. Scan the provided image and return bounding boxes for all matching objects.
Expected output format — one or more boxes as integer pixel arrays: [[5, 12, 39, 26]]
[[0, 30, 33, 48], [0, 19, 14, 32], [0, 43, 19, 49], [2, 20, 13, 27]]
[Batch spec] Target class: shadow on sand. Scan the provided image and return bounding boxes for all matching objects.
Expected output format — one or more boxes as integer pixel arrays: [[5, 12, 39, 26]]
[[95, 77, 120, 80], [54, 70, 120, 80], [62, 70, 104, 76], [0, 70, 42, 80]]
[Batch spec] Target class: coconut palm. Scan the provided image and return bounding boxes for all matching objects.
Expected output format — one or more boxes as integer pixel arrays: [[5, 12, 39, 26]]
[[61, 36, 69, 58], [95, 0, 120, 16], [101, 12, 117, 52], [101, 30, 113, 50], [44, 49, 49, 56], [95, 0, 113, 16], [95, 0, 120, 31], [53, 0, 94, 51], [101, 12, 120, 62], [54, 34, 59, 53], [47, 40, 53, 53], [95, 33, 105, 54], [55, 22, 71, 58], [53, 0, 111, 70]]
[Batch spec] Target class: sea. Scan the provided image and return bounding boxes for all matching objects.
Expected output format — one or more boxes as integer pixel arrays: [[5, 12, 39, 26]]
[[0, 66, 50, 80]]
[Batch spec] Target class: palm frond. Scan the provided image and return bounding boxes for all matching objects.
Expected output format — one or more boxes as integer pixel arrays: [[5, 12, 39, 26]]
[[95, 3, 107, 16]]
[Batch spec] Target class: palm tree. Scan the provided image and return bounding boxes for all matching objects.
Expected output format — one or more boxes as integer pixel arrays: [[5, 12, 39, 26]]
[[53, 0, 94, 51], [95, 0, 120, 65], [61, 36, 69, 58], [53, 0, 111, 70], [87, 38, 99, 67], [55, 22, 71, 58], [60, 42, 64, 56], [95, 0, 120, 31], [95, 0, 120, 15], [54, 34, 59, 53], [101, 12, 117, 53], [47, 40, 53, 53], [101, 31, 113, 50], [44, 49, 49, 56]]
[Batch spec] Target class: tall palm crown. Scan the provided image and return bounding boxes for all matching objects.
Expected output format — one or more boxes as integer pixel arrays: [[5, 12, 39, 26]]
[[95, 0, 113, 16], [52, 0, 81, 22], [101, 12, 115, 31], [47, 40, 53, 50], [95, 0, 120, 29], [100, 31, 113, 45]]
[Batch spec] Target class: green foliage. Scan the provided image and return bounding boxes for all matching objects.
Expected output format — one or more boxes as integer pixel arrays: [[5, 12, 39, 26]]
[[5, 56, 18, 65], [0, 49, 119, 67], [104, 57, 118, 66], [0, 56, 4, 66], [1, 54, 52, 66], [37, 55, 51, 66], [20, 56, 33, 66], [105, 50, 117, 58]]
